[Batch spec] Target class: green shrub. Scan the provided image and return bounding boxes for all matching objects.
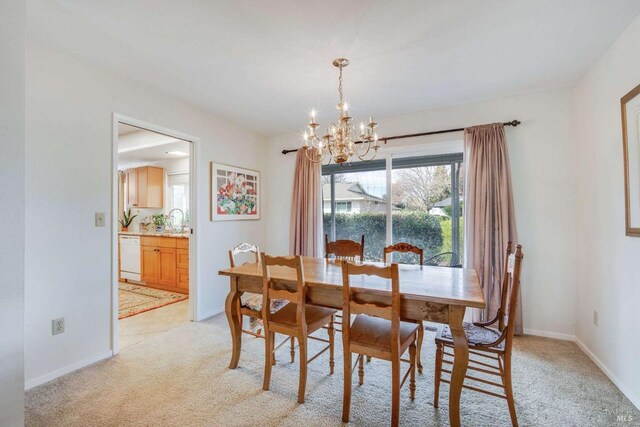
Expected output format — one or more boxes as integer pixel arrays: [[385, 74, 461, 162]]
[[443, 201, 464, 217], [439, 217, 464, 264], [323, 211, 443, 263]]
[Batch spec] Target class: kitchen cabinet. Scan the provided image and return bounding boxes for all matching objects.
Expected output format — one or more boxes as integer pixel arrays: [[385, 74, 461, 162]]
[[126, 166, 164, 209], [140, 236, 188, 294], [176, 240, 189, 291]]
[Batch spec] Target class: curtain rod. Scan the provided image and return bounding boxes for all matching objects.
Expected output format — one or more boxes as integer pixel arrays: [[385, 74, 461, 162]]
[[280, 120, 521, 155]]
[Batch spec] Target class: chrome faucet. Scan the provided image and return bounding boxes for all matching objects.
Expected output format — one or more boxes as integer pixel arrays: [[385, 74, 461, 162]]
[[167, 208, 185, 233]]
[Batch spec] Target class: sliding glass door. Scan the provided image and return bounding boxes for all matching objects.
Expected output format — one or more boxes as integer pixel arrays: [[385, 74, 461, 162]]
[[323, 153, 463, 265], [391, 154, 463, 265], [322, 161, 387, 261]]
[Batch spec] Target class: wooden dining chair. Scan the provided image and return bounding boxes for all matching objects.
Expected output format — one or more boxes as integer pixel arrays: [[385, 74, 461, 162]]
[[324, 234, 365, 333], [341, 261, 418, 426], [382, 242, 425, 374], [425, 251, 460, 268], [229, 243, 292, 363], [383, 242, 424, 265], [433, 243, 523, 427], [325, 234, 365, 261], [229, 243, 264, 338], [261, 254, 337, 404]]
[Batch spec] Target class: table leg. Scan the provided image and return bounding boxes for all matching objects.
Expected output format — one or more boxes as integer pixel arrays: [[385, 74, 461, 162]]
[[448, 305, 468, 427], [225, 277, 242, 369]]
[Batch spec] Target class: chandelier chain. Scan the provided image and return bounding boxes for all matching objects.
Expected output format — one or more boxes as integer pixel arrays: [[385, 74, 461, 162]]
[[338, 65, 343, 105]]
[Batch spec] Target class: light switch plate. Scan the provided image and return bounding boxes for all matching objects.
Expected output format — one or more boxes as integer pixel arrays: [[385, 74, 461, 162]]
[[95, 212, 105, 227]]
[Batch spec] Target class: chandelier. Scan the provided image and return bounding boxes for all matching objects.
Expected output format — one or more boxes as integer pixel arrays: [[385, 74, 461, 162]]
[[302, 58, 380, 164]]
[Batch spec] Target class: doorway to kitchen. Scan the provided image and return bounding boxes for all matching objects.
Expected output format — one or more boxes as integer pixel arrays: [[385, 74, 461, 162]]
[[111, 114, 198, 354]]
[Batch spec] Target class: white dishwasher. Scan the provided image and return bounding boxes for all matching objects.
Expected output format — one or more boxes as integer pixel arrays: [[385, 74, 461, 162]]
[[119, 235, 141, 282]]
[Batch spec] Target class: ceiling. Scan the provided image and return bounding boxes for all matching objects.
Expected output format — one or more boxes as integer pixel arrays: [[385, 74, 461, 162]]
[[29, 0, 640, 135], [118, 125, 190, 167]]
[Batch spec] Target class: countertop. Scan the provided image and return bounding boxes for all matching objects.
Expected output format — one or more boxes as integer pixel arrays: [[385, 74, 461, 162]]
[[119, 231, 190, 239]]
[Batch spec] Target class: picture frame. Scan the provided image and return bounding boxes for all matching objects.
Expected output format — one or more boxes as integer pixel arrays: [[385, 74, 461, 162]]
[[210, 162, 260, 221], [621, 82, 640, 236]]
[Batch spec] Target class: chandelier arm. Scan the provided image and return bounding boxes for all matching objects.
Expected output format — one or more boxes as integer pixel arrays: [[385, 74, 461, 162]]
[[356, 147, 378, 162], [304, 147, 324, 164], [326, 140, 335, 157], [355, 140, 372, 158]]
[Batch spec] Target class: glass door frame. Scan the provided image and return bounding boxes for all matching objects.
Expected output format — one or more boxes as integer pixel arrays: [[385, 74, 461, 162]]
[[322, 152, 463, 262]]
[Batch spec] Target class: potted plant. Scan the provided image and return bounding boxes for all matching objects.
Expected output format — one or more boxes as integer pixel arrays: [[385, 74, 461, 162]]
[[119, 209, 137, 232], [152, 213, 166, 233], [139, 217, 151, 232]]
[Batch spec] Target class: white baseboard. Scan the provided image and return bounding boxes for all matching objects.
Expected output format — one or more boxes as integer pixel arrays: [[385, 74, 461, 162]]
[[196, 305, 225, 322], [523, 328, 576, 341], [574, 337, 640, 410], [25, 351, 112, 390]]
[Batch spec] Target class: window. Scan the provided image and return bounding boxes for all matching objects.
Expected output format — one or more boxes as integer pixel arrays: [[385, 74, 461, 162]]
[[322, 153, 463, 265], [166, 173, 190, 226], [335, 201, 352, 212]]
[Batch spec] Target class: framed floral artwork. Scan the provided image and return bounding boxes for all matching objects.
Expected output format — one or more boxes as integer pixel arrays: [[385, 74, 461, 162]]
[[210, 162, 260, 221], [622, 83, 640, 236]]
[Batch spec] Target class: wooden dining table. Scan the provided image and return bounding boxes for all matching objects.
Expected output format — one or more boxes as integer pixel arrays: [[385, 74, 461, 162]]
[[218, 256, 485, 427]]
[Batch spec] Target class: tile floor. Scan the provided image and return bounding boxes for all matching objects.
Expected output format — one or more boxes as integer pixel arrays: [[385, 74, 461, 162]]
[[118, 298, 190, 349]]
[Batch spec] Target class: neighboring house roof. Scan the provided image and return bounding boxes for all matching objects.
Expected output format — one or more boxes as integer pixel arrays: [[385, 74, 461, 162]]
[[433, 196, 464, 208], [323, 182, 385, 203]]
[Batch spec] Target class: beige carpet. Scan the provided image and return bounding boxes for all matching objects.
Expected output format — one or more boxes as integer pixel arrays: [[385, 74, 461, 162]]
[[26, 314, 639, 426], [118, 282, 188, 319]]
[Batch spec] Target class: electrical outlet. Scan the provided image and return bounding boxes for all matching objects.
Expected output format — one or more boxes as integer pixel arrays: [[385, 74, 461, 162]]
[[593, 310, 598, 327], [95, 212, 105, 227], [52, 317, 65, 335]]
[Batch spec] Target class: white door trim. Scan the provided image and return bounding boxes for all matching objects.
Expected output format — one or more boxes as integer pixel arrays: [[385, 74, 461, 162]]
[[111, 113, 199, 355]]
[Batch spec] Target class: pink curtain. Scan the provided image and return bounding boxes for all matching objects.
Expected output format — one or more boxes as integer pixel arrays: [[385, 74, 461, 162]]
[[463, 123, 522, 334], [289, 148, 323, 257]]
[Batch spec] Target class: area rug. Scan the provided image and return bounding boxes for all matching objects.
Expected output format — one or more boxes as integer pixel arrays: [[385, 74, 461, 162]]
[[118, 282, 188, 319]]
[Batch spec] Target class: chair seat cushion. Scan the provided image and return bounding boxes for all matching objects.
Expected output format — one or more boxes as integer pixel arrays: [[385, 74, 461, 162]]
[[436, 322, 505, 350], [349, 315, 419, 354], [269, 303, 337, 332], [241, 293, 286, 314]]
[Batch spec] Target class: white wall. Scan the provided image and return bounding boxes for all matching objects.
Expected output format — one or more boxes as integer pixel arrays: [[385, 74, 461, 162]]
[[24, 42, 267, 387], [571, 15, 640, 408], [266, 87, 577, 339], [0, 1, 26, 424]]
